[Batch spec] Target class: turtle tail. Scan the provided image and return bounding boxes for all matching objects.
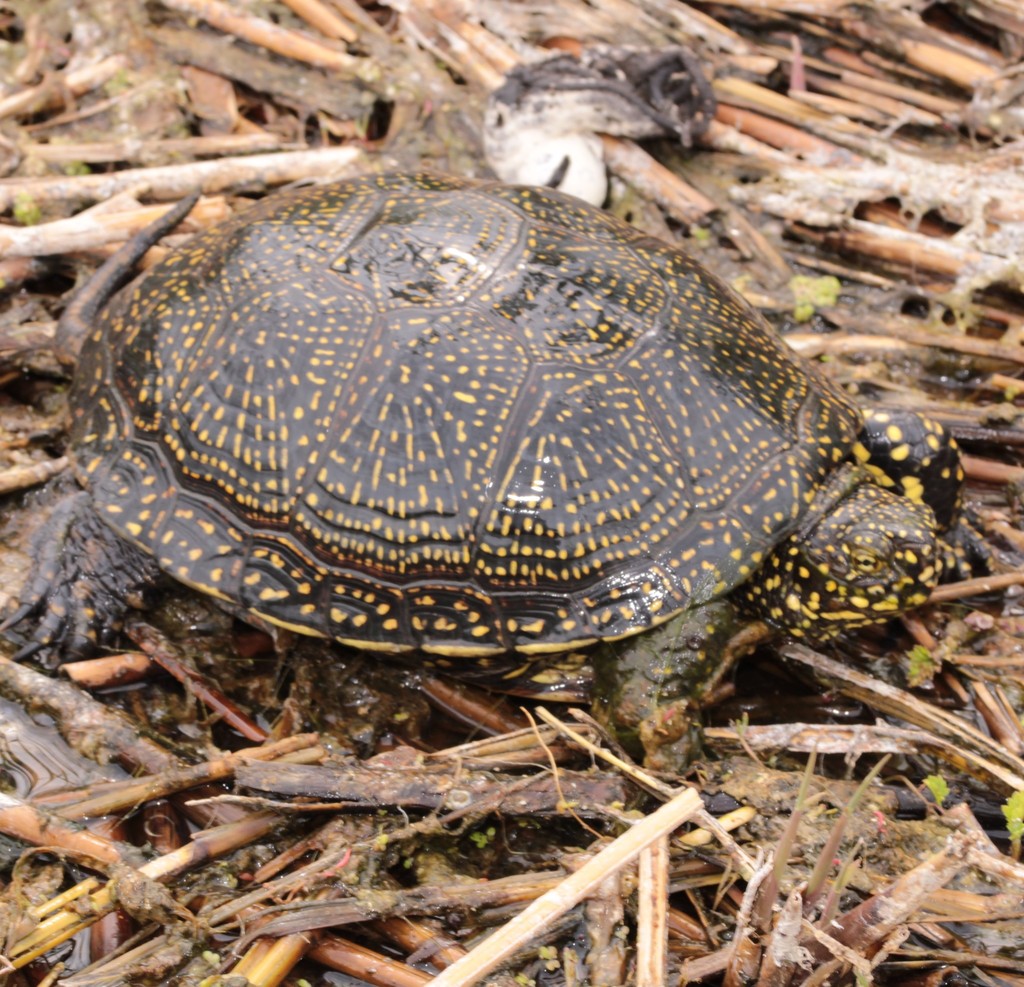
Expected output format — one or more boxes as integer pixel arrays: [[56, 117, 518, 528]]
[[55, 191, 200, 364]]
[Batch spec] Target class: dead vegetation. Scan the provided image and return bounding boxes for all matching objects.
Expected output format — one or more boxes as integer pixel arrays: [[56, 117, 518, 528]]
[[0, 0, 1023, 984]]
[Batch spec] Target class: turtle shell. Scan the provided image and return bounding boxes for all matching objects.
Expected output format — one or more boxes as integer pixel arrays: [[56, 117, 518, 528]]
[[70, 172, 861, 658]]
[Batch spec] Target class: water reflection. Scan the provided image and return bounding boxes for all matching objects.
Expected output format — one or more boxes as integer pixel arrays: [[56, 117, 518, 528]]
[[0, 699, 124, 799]]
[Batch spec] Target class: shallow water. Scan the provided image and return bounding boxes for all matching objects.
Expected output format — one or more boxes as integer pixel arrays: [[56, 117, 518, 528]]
[[0, 697, 124, 800]]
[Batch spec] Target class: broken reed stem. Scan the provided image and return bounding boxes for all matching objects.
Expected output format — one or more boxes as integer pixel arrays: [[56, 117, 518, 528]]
[[928, 571, 1024, 603], [636, 836, 670, 987], [428, 787, 704, 987], [0, 54, 128, 120], [46, 733, 323, 820], [0, 198, 209, 258], [280, 0, 358, 42], [61, 652, 155, 689], [22, 132, 288, 166], [0, 146, 365, 211], [0, 793, 122, 867], [310, 934, 433, 986], [159, 0, 358, 70], [232, 928, 322, 986], [600, 135, 716, 223], [781, 646, 1024, 792], [0, 456, 68, 494], [961, 454, 1024, 485]]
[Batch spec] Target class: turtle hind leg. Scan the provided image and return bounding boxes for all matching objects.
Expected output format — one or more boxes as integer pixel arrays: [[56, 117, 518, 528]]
[[2, 491, 162, 663]]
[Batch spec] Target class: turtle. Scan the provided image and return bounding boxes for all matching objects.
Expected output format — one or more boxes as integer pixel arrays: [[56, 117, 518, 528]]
[[6, 172, 967, 682]]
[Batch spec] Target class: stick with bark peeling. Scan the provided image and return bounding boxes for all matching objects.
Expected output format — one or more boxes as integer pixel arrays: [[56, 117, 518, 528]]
[[0, 146, 364, 211]]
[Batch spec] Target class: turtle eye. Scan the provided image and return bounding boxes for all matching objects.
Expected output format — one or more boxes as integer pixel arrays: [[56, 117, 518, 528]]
[[849, 546, 885, 576]]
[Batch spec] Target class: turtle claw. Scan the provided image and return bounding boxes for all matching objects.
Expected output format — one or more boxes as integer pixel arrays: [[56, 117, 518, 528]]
[[0, 601, 36, 635], [10, 638, 46, 662]]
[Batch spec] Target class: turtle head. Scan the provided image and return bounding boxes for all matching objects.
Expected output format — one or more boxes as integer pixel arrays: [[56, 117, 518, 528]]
[[740, 468, 941, 639]]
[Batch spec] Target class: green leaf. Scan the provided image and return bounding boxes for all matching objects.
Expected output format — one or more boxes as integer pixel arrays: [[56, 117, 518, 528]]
[[1002, 790, 1024, 840], [906, 644, 938, 687], [923, 774, 950, 807]]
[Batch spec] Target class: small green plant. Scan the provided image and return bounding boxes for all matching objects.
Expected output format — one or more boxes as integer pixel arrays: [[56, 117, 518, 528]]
[[788, 274, 841, 322], [1002, 790, 1024, 859], [805, 756, 890, 902], [906, 643, 938, 687], [104, 67, 134, 96], [468, 825, 496, 849], [731, 710, 750, 737], [13, 192, 41, 226], [923, 774, 950, 808], [64, 161, 91, 176]]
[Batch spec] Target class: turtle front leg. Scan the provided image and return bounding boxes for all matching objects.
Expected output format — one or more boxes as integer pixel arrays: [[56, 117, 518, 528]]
[[591, 602, 767, 770], [854, 409, 988, 576], [3, 491, 162, 662]]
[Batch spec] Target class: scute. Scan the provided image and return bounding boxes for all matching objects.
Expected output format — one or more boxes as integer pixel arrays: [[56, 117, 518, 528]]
[[69, 172, 862, 656]]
